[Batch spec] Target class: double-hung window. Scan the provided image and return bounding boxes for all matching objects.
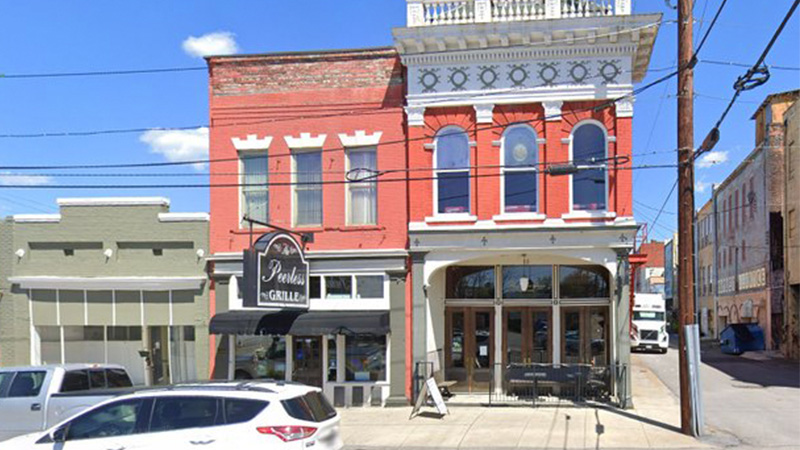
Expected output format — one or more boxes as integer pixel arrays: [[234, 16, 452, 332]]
[[347, 148, 377, 225], [434, 126, 470, 215], [502, 125, 539, 213], [241, 151, 268, 224], [294, 150, 323, 226], [571, 122, 607, 211]]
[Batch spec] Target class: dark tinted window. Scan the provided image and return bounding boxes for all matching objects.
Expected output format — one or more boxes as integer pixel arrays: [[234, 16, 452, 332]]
[[446, 266, 495, 299], [281, 391, 336, 423], [502, 265, 553, 299], [150, 397, 220, 432], [0, 372, 14, 397], [224, 399, 268, 425], [89, 370, 106, 389], [61, 370, 90, 392], [7, 371, 46, 398], [106, 369, 133, 388], [559, 265, 610, 299], [67, 399, 146, 441]]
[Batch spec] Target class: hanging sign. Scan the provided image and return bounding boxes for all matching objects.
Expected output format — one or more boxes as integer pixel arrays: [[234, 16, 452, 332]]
[[243, 233, 309, 309]]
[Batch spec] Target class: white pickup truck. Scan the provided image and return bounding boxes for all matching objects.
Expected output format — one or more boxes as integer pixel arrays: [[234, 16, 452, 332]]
[[0, 364, 134, 442]]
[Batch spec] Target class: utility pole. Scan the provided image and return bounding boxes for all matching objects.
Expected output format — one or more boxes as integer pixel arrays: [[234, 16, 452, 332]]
[[677, 0, 696, 436]]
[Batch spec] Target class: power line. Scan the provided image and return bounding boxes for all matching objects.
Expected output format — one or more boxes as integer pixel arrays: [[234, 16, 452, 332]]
[[697, 0, 800, 156], [635, 199, 677, 216], [650, 179, 679, 237], [699, 58, 800, 72]]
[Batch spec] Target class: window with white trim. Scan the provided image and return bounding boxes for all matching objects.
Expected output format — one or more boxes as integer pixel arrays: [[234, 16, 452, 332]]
[[309, 274, 386, 300], [241, 151, 268, 223], [293, 150, 323, 226], [502, 125, 539, 213], [435, 126, 470, 215], [347, 148, 377, 225], [571, 123, 607, 211]]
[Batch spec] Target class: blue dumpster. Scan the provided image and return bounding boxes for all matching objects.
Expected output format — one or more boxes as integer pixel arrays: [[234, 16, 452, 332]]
[[719, 324, 765, 355]]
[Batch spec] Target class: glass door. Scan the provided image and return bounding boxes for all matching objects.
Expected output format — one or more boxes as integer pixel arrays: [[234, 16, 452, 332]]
[[446, 307, 494, 393], [504, 308, 551, 365], [292, 336, 323, 387], [560, 306, 609, 365]]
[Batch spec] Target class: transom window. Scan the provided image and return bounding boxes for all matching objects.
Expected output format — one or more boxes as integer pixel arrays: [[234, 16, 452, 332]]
[[309, 274, 386, 300], [502, 126, 539, 213], [435, 126, 470, 215], [241, 151, 268, 224], [571, 122, 607, 212], [347, 148, 377, 225], [294, 150, 323, 226]]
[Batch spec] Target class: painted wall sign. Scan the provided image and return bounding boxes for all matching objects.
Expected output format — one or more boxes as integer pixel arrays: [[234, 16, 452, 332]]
[[243, 233, 309, 309]]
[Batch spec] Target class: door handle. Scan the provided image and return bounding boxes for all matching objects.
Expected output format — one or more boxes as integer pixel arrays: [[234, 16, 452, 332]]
[[30, 403, 42, 411], [107, 447, 125, 450], [190, 440, 216, 446]]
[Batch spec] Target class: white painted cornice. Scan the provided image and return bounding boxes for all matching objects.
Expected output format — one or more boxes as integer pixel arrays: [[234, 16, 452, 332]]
[[57, 197, 170, 207], [231, 134, 273, 151], [158, 212, 210, 222], [13, 214, 61, 223], [8, 276, 206, 291], [284, 133, 327, 149], [338, 131, 383, 147]]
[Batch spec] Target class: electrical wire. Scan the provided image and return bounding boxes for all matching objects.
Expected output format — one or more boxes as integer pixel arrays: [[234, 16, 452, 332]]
[[699, 58, 800, 72], [649, 179, 679, 238]]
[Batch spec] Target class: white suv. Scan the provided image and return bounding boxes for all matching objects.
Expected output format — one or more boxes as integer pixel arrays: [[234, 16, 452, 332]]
[[1, 381, 342, 450]]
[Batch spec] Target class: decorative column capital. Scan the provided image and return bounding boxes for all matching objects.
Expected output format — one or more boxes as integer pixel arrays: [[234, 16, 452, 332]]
[[474, 104, 495, 124], [543, 100, 564, 121], [406, 105, 426, 127], [615, 97, 634, 118]]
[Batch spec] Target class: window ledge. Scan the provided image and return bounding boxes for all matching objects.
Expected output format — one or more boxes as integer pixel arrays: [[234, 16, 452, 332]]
[[562, 211, 617, 220], [425, 214, 478, 224], [493, 213, 547, 222]]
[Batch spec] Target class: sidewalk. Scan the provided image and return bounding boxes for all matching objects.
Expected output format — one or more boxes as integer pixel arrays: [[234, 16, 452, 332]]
[[339, 356, 710, 449]]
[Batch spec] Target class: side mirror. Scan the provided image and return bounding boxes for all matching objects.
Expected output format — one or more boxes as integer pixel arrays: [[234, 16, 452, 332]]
[[52, 426, 67, 443]]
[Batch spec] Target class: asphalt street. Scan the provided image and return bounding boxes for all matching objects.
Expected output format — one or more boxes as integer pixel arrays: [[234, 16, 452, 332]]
[[635, 341, 800, 449]]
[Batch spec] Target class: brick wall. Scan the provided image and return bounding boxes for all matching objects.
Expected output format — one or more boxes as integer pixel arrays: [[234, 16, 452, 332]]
[[208, 48, 408, 255]]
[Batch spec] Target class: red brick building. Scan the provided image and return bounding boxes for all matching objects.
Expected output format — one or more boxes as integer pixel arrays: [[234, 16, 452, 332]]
[[206, 0, 660, 408]]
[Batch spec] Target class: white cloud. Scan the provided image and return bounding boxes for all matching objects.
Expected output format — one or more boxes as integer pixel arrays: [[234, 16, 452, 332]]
[[0, 172, 53, 186], [140, 127, 209, 170], [695, 179, 711, 194], [182, 32, 239, 58], [696, 150, 729, 169]]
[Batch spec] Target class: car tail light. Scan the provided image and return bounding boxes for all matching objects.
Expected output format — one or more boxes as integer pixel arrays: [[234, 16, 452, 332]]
[[257, 426, 317, 442]]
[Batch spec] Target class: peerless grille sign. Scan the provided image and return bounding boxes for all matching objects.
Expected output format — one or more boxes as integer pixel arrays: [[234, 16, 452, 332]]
[[243, 233, 310, 309]]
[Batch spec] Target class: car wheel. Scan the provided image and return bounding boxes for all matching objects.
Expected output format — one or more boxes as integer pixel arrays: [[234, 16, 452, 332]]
[[660, 348, 668, 354]]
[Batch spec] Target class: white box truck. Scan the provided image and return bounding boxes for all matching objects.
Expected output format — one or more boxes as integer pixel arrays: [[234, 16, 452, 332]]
[[632, 293, 669, 353]]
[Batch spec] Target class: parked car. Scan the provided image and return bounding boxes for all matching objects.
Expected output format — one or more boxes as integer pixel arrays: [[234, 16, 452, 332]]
[[0, 364, 134, 442], [1, 380, 343, 450]]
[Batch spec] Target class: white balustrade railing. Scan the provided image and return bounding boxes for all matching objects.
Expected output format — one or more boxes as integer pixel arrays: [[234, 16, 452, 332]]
[[407, 0, 631, 26]]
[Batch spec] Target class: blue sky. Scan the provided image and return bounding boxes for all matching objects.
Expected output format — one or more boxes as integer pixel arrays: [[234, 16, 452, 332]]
[[0, 0, 797, 242]]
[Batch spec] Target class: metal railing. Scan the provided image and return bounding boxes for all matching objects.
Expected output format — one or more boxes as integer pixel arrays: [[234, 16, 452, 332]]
[[407, 0, 631, 27], [489, 362, 626, 407]]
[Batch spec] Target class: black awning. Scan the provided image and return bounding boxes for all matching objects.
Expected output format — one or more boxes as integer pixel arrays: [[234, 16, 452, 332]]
[[289, 311, 390, 336], [209, 310, 303, 335]]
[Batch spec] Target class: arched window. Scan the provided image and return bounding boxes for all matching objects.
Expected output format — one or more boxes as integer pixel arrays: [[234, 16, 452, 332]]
[[435, 126, 470, 215], [571, 122, 607, 211], [502, 125, 539, 213]]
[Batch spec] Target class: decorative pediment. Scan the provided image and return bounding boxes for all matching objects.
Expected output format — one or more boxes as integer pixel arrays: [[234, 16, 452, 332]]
[[284, 133, 327, 149], [231, 134, 273, 151], [338, 130, 383, 147]]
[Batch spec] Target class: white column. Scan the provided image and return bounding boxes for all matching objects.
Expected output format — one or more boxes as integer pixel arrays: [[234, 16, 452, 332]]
[[545, 0, 562, 19], [337, 335, 346, 383], [59, 326, 66, 365], [28, 289, 39, 366], [494, 302, 503, 394], [286, 336, 294, 382], [615, 0, 632, 15], [227, 336, 235, 380], [111, 290, 117, 327], [475, 0, 492, 22], [552, 302, 561, 365], [407, 1, 425, 27]]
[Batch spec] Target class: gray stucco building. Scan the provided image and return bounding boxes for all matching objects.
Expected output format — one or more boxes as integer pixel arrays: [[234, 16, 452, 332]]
[[0, 197, 209, 385]]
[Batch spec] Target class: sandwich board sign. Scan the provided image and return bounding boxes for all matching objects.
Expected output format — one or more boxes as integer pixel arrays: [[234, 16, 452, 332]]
[[410, 377, 448, 418]]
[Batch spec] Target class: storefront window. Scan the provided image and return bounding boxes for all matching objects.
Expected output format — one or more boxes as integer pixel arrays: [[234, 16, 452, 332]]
[[531, 310, 550, 363], [237, 335, 286, 380], [559, 265, 610, 299], [563, 310, 581, 364], [446, 266, 495, 299], [502, 266, 552, 299], [325, 276, 352, 299], [345, 335, 386, 382], [356, 275, 384, 299], [451, 312, 465, 368], [589, 307, 607, 365], [507, 311, 523, 364], [310, 276, 321, 299]]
